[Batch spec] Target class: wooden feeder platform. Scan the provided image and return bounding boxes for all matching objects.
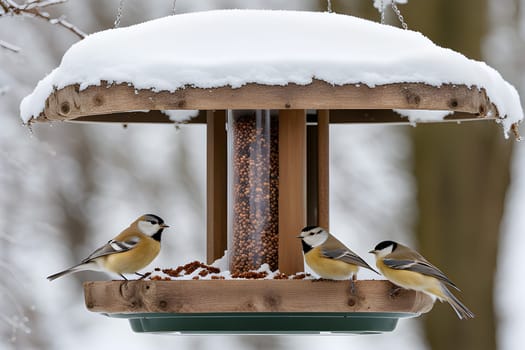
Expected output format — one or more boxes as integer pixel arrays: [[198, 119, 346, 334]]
[[84, 279, 433, 334], [39, 79, 484, 333], [43, 80, 489, 333]]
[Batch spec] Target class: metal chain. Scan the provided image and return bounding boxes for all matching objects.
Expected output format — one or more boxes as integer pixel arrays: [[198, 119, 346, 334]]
[[391, 1, 408, 30], [380, 0, 385, 24], [114, 0, 125, 28], [172, 0, 177, 15]]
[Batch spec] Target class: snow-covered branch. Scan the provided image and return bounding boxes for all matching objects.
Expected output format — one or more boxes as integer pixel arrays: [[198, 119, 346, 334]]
[[28, 10, 86, 38], [0, 39, 20, 52], [21, 0, 69, 10], [0, 0, 85, 52]]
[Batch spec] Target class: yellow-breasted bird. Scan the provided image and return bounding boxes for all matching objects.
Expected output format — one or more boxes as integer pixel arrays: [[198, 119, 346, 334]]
[[298, 226, 377, 282], [47, 214, 169, 281], [369, 240, 474, 319]]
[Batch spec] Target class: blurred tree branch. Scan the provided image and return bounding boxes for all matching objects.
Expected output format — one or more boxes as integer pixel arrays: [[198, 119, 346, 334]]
[[0, 38, 20, 52], [0, 0, 85, 52]]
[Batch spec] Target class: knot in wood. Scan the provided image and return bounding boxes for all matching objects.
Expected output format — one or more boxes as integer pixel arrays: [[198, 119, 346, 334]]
[[244, 301, 256, 311], [264, 294, 281, 310], [478, 104, 486, 116], [118, 280, 137, 299], [129, 300, 141, 309], [59, 102, 71, 115], [142, 282, 154, 295], [403, 90, 421, 106], [93, 94, 104, 107], [448, 98, 459, 109]]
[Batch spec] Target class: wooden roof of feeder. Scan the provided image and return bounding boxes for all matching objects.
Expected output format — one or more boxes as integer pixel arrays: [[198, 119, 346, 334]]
[[24, 10, 523, 334], [21, 10, 522, 133], [33, 81, 498, 125]]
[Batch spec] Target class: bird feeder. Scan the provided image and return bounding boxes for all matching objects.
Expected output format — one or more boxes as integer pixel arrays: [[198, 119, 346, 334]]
[[22, 10, 522, 334]]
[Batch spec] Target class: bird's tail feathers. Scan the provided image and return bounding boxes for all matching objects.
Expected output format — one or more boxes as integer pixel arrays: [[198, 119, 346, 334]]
[[367, 265, 380, 275], [442, 285, 475, 320], [46, 262, 98, 281]]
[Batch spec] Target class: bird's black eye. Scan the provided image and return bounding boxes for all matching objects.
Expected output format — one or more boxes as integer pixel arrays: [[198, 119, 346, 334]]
[[309, 232, 315, 236]]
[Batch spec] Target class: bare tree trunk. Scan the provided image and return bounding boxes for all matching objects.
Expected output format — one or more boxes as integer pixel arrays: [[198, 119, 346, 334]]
[[405, 1, 514, 349], [413, 123, 512, 350]]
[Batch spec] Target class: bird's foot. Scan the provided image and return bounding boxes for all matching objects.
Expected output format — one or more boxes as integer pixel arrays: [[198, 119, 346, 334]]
[[349, 278, 357, 296], [119, 273, 128, 281], [136, 272, 151, 280]]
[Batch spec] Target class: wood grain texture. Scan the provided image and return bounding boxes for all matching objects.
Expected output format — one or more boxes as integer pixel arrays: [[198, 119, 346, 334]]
[[317, 110, 330, 230], [278, 110, 307, 275], [84, 279, 434, 314], [33, 81, 498, 123], [306, 124, 319, 226], [206, 110, 228, 264]]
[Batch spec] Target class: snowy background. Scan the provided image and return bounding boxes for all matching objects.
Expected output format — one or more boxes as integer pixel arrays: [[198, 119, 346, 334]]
[[0, 0, 524, 349]]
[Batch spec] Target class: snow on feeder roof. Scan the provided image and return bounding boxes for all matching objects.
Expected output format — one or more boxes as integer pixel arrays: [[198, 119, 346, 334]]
[[20, 9, 522, 136]]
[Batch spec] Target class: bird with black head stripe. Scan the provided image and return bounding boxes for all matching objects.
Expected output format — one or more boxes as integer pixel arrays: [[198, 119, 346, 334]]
[[47, 214, 169, 281], [298, 226, 377, 292], [369, 240, 474, 319]]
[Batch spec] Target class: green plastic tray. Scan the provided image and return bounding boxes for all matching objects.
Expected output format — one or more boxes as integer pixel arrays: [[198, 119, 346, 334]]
[[105, 312, 418, 334]]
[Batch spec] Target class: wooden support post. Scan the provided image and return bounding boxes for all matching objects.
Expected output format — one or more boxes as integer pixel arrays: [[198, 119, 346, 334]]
[[306, 123, 319, 227], [317, 110, 330, 230], [206, 110, 227, 264], [278, 109, 307, 274], [306, 110, 330, 229]]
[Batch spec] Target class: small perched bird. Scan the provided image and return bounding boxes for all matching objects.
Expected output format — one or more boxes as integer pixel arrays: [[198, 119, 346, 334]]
[[297, 226, 377, 282], [47, 214, 169, 281], [369, 240, 474, 319]]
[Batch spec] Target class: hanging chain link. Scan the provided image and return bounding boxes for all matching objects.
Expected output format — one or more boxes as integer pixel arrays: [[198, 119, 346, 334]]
[[172, 0, 177, 15], [114, 0, 125, 28], [327, 0, 332, 13], [380, 0, 385, 24], [391, 1, 408, 30]]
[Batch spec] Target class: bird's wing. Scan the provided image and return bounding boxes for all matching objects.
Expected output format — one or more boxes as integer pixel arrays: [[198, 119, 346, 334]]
[[383, 258, 459, 290], [321, 245, 378, 273], [82, 236, 141, 263]]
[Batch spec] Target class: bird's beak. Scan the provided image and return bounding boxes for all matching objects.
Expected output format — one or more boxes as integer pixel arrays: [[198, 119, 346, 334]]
[[161, 224, 170, 228], [296, 235, 303, 239], [368, 250, 376, 254]]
